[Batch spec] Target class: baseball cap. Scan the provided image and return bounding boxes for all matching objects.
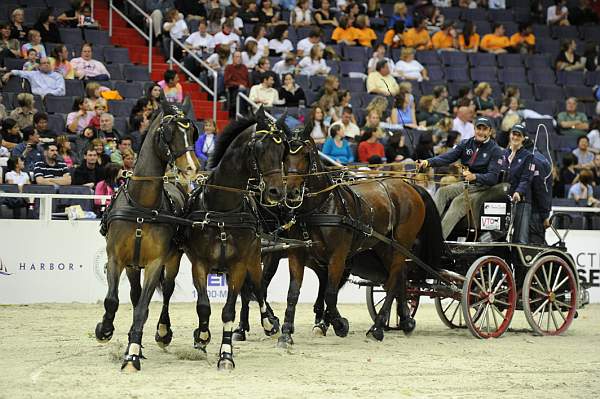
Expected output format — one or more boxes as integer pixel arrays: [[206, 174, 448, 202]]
[[510, 124, 526, 136], [474, 117, 492, 128]]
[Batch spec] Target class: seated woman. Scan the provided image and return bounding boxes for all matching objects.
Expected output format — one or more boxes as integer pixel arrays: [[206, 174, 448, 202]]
[[67, 97, 95, 135], [394, 47, 428, 82], [357, 127, 385, 163], [331, 16, 357, 46], [568, 169, 600, 207], [49, 45, 75, 79], [474, 82, 502, 119], [306, 106, 328, 146], [383, 21, 405, 49], [313, 0, 338, 28], [391, 85, 419, 129], [95, 163, 122, 211], [556, 39, 585, 71], [368, 43, 394, 73], [4, 155, 30, 186], [242, 41, 263, 70], [322, 125, 354, 164], [194, 120, 218, 169], [416, 95, 443, 128], [353, 15, 377, 48], [278, 73, 306, 107], [268, 25, 294, 57], [458, 21, 480, 52], [244, 24, 270, 57], [384, 132, 411, 163], [298, 45, 331, 76]]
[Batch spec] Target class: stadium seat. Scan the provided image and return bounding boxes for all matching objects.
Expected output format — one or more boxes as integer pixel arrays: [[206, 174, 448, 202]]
[[510, 83, 534, 99], [56, 186, 95, 213], [551, 25, 580, 40], [468, 53, 497, 67], [106, 64, 124, 81], [489, 9, 514, 23], [440, 7, 461, 20], [532, 24, 551, 38], [23, 185, 57, 218], [475, 21, 492, 36], [524, 54, 552, 69], [460, 8, 488, 21], [585, 71, 600, 86], [581, 26, 600, 43], [557, 71, 585, 86], [45, 95, 74, 114], [527, 69, 556, 85], [58, 28, 84, 45], [498, 67, 527, 84], [470, 67, 498, 82], [343, 46, 369, 63], [497, 53, 523, 68], [114, 81, 144, 99], [526, 100, 556, 116], [24, 7, 44, 25], [113, 117, 129, 134], [310, 75, 326, 90], [107, 100, 135, 117], [441, 51, 467, 66], [2, 76, 31, 93], [84, 29, 111, 46], [123, 65, 150, 81], [340, 61, 364, 76], [47, 114, 66, 135], [415, 51, 440, 65], [534, 84, 565, 101], [64, 80, 84, 97], [426, 65, 444, 81], [4, 57, 26, 70], [564, 85, 593, 100], [103, 47, 131, 64], [444, 67, 469, 82]]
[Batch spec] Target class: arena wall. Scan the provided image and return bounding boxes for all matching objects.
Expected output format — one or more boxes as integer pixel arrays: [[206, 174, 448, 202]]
[[0, 220, 599, 304]]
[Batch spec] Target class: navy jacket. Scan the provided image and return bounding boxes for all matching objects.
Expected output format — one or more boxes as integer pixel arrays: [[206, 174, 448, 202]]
[[427, 137, 503, 186], [530, 152, 553, 219], [501, 147, 534, 200]]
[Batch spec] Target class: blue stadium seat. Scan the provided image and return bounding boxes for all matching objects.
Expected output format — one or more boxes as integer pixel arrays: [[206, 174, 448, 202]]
[[460, 8, 488, 21], [526, 100, 556, 116], [551, 25, 580, 40], [444, 67, 469, 82], [340, 61, 363, 76], [104, 47, 130, 64], [524, 54, 552, 69], [497, 53, 523, 68], [56, 186, 95, 213], [64, 80, 84, 97], [426, 65, 444, 81], [310, 75, 326, 90], [415, 51, 439, 65], [498, 67, 527, 84], [107, 99, 136, 117], [557, 71, 585, 86], [106, 64, 124, 80], [527, 69, 556, 85], [489, 9, 514, 23], [441, 51, 467, 66], [58, 28, 84, 45], [113, 117, 128, 134], [468, 52, 496, 67], [2, 76, 31, 93], [585, 71, 600, 86], [581, 26, 600, 44], [343, 46, 369, 63], [440, 7, 461, 20], [84, 29, 111, 46], [44, 95, 74, 114], [534, 84, 565, 101], [4, 57, 26, 70], [510, 83, 534, 100], [23, 185, 57, 218], [123, 65, 150, 81], [47, 113, 66, 135], [114, 81, 144, 99], [470, 67, 498, 82]]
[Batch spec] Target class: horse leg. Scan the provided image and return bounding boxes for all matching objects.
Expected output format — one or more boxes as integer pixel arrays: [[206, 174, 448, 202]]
[[277, 251, 305, 348], [397, 264, 416, 335], [217, 261, 246, 371], [122, 260, 164, 372], [247, 254, 280, 337], [323, 252, 350, 338], [312, 266, 329, 336], [155, 250, 183, 348], [233, 277, 252, 342], [191, 260, 211, 355], [95, 256, 124, 342], [261, 253, 281, 323], [367, 261, 402, 341], [126, 267, 141, 309]]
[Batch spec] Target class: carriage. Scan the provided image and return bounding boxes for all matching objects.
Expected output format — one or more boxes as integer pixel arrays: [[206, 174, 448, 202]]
[[357, 183, 590, 339]]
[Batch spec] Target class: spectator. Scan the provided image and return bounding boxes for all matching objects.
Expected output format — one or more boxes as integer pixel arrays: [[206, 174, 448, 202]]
[[322, 125, 354, 164], [474, 82, 502, 119], [451, 86, 475, 114], [458, 20, 480, 53], [259, 0, 287, 27], [572, 135, 595, 168], [85, 81, 103, 109], [241, 41, 262, 70], [452, 105, 475, 140], [110, 136, 135, 166], [278, 73, 306, 107], [272, 52, 298, 75], [367, 60, 399, 96], [364, 109, 385, 139], [72, 146, 103, 187], [128, 114, 150, 153], [592, 153, 600, 184], [11, 126, 42, 172], [143, 0, 176, 42], [20, 30, 46, 59], [297, 28, 325, 58], [99, 113, 121, 141], [568, 0, 599, 25], [510, 23, 535, 54], [58, 0, 85, 28], [366, 96, 389, 122], [331, 16, 357, 46], [250, 56, 277, 86], [75, 126, 98, 158], [413, 133, 435, 164], [91, 138, 111, 166], [4, 155, 30, 186], [353, 15, 377, 48], [49, 45, 75, 80], [8, 93, 37, 130], [558, 97, 589, 136], [34, 142, 71, 186], [176, 0, 207, 21], [222, 7, 244, 37], [56, 134, 79, 169], [194, 120, 217, 168], [249, 72, 281, 106], [0, 118, 21, 150], [547, 0, 570, 26], [121, 148, 135, 173], [162, 9, 188, 60], [313, 0, 338, 28], [558, 152, 577, 196], [292, 0, 312, 28], [224, 51, 250, 115], [213, 20, 241, 52], [391, 85, 418, 128], [33, 112, 55, 141], [332, 90, 353, 122], [183, 20, 214, 75], [555, 39, 585, 71], [481, 23, 510, 54], [245, 24, 270, 57], [367, 43, 394, 74], [269, 25, 294, 57], [402, 17, 431, 50], [240, 0, 260, 24], [583, 42, 599, 72], [383, 21, 405, 49], [95, 163, 122, 209], [128, 98, 152, 130], [89, 98, 108, 130], [385, 132, 411, 163], [0, 23, 20, 62], [432, 85, 450, 116], [432, 21, 458, 51], [71, 43, 111, 81], [568, 169, 600, 206], [306, 106, 328, 145], [357, 127, 385, 163], [9, 8, 28, 42], [434, 129, 461, 156], [417, 95, 443, 127], [587, 117, 600, 153], [207, 8, 224, 35], [3, 58, 65, 99], [387, 2, 413, 29], [146, 83, 163, 111], [394, 47, 428, 82], [158, 70, 184, 104], [298, 45, 331, 76], [67, 97, 94, 134], [330, 106, 360, 141], [23, 49, 39, 71]]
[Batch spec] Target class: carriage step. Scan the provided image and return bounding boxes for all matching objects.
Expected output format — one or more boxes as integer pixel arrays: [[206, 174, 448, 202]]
[[438, 269, 466, 283], [348, 278, 378, 287]]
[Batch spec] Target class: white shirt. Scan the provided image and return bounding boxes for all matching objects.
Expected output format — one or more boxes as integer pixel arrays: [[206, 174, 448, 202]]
[[205, 53, 232, 70], [202, 134, 215, 155], [269, 38, 294, 55], [213, 31, 241, 51], [185, 31, 215, 54], [249, 84, 280, 107], [488, 0, 506, 9], [547, 6, 568, 25], [272, 60, 296, 76], [5, 170, 30, 185], [395, 59, 425, 81], [245, 36, 270, 56], [587, 129, 600, 153], [297, 38, 325, 56], [164, 19, 188, 40], [368, 56, 393, 72], [330, 120, 360, 139], [220, 16, 243, 31], [452, 117, 474, 140], [293, 7, 312, 24], [298, 57, 331, 76], [311, 123, 325, 141], [242, 51, 263, 70]]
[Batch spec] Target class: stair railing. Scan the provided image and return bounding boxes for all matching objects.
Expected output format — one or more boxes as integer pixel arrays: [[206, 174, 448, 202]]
[[108, 0, 153, 73]]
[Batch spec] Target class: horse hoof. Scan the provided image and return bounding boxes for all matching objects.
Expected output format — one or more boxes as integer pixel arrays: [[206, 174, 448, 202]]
[[312, 322, 328, 337], [217, 354, 235, 371], [121, 354, 141, 372], [95, 322, 113, 343], [155, 327, 173, 348], [366, 326, 384, 341], [232, 328, 247, 342], [332, 317, 349, 338], [121, 362, 139, 373], [277, 334, 293, 349], [193, 328, 211, 349], [400, 318, 416, 335]]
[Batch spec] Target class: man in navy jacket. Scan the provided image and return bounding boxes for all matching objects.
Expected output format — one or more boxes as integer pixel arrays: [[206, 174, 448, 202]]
[[418, 117, 503, 238], [524, 137, 553, 244]]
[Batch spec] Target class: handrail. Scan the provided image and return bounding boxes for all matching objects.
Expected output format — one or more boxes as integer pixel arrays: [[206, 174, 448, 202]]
[[108, 0, 153, 73], [551, 206, 600, 214], [0, 192, 111, 221], [168, 38, 218, 121]]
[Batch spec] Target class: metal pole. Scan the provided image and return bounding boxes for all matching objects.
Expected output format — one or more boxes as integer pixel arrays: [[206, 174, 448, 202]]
[[169, 40, 173, 70], [236, 93, 241, 119], [108, 0, 113, 37], [213, 70, 217, 122], [148, 20, 153, 73], [91, 0, 95, 20]]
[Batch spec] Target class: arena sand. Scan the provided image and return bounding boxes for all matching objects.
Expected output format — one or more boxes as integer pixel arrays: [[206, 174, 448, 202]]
[[1, 302, 599, 399]]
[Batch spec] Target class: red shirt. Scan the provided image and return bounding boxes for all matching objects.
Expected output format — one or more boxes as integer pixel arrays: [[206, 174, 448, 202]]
[[224, 64, 250, 88], [358, 141, 385, 163]]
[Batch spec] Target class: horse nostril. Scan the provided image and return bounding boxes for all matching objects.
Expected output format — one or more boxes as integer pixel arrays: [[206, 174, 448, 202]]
[[268, 187, 282, 199], [287, 188, 301, 200]]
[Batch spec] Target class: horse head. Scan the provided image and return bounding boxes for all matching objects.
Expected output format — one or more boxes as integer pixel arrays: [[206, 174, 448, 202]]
[[284, 123, 316, 208]]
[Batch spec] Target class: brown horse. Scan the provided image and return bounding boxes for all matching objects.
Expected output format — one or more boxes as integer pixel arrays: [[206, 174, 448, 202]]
[[95, 102, 200, 371], [184, 108, 286, 370], [280, 128, 445, 344]]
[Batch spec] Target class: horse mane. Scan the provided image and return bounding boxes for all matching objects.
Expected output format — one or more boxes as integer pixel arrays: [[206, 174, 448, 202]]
[[208, 115, 256, 169]]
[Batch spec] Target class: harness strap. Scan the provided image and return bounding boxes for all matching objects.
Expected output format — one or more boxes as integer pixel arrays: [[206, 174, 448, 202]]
[[132, 217, 144, 270]]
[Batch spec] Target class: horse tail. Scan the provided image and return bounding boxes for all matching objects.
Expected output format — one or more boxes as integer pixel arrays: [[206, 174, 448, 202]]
[[411, 184, 446, 270]]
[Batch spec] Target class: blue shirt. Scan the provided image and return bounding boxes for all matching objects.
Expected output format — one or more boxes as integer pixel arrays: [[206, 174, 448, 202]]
[[427, 137, 503, 186], [387, 14, 413, 29], [322, 137, 354, 164], [11, 70, 65, 98], [11, 142, 44, 172], [531, 152, 553, 219], [501, 147, 534, 200]]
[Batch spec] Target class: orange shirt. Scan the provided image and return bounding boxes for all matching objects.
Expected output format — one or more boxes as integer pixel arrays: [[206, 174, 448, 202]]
[[431, 30, 456, 50], [403, 28, 431, 50], [383, 29, 403, 47], [331, 27, 357, 44], [354, 27, 377, 47], [510, 32, 535, 47], [480, 33, 510, 51], [458, 33, 480, 50]]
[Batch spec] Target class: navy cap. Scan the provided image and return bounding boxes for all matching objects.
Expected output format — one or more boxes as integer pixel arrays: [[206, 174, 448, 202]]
[[474, 117, 492, 128], [510, 123, 526, 135]]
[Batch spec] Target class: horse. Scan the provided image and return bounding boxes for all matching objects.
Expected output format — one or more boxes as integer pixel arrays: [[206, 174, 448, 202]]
[[95, 101, 201, 372], [279, 127, 445, 344], [184, 107, 287, 370]]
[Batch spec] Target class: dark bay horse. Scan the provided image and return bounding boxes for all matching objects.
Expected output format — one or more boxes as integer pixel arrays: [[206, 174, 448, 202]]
[[184, 108, 286, 370], [280, 128, 445, 344], [95, 102, 200, 372]]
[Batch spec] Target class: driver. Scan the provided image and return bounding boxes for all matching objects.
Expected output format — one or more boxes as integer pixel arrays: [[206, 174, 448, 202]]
[[417, 117, 503, 239]]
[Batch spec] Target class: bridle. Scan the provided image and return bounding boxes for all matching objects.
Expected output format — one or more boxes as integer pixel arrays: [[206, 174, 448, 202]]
[[284, 135, 317, 209], [155, 110, 197, 173]]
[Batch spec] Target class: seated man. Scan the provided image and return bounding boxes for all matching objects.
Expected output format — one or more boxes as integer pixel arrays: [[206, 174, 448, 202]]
[[34, 142, 71, 186], [73, 146, 104, 187], [70, 42, 111, 81], [248, 72, 281, 107], [11, 126, 43, 172], [557, 97, 589, 136], [110, 136, 135, 166], [1, 58, 65, 98], [366, 60, 399, 96], [418, 117, 503, 239], [98, 113, 121, 141]]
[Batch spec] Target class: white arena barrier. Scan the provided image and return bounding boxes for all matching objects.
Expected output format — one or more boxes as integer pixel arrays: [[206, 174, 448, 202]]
[[0, 220, 598, 304]]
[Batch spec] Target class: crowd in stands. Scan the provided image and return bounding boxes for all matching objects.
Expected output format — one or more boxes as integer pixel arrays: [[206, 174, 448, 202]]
[[1, 0, 600, 219]]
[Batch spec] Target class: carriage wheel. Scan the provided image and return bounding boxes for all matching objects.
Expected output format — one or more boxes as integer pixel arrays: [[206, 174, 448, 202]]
[[523, 255, 577, 336], [435, 296, 467, 329], [461, 256, 517, 339], [366, 286, 419, 330]]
